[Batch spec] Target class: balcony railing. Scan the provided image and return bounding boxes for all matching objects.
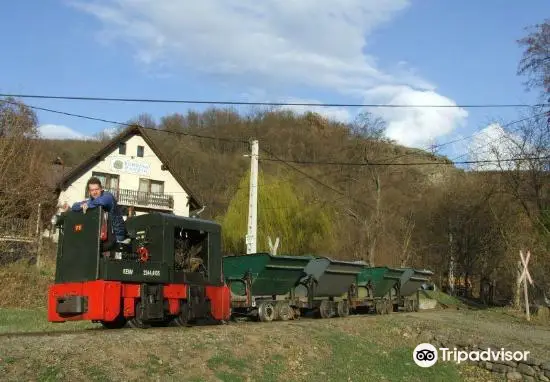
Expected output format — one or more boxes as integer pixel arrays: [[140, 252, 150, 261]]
[[106, 188, 174, 210]]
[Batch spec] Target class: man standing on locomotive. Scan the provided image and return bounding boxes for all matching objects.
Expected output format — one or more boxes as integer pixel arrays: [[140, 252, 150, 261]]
[[67, 176, 130, 244]]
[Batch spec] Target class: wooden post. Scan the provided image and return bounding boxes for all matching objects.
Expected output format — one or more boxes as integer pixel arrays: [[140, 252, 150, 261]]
[[519, 250, 533, 321], [514, 260, 522, 309], [268, 236, 280, 256]]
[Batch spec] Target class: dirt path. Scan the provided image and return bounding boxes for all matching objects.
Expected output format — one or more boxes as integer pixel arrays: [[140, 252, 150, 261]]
[[396, 309, 550, 357]]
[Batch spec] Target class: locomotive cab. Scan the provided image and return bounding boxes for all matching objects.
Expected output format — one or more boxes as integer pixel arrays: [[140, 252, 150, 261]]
[[48, 207, 231, 328]]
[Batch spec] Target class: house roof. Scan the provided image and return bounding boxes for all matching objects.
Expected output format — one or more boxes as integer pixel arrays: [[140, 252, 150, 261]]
[[57, 125, 202, 211]]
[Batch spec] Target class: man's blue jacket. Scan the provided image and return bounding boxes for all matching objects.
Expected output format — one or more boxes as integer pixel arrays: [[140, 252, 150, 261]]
[[72, 190, 127, 241]]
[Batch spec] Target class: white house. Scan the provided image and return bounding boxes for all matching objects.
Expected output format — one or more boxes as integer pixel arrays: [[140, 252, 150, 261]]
[[54, 125, 202, 220]]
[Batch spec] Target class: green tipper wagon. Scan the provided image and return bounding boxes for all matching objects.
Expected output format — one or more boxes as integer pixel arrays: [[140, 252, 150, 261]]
[[352, 266, 406, 314], [222, 253, 313, 321], [294, 257, 365, 318], [398, 268, 434, 311]]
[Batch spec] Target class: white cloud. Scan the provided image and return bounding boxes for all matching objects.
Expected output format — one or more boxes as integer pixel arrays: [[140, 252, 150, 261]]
[[466, 123, 527, 171], [39, 124, 93, 140], [72, 0, 468, 147], [38, 124, 120, 141], [363, 85, 469, 147]]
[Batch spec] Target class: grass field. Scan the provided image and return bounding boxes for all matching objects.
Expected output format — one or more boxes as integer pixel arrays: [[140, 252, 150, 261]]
[[2, 306, 547, 382], [0, 260, 547, 382], [0, 308, 96, 334]]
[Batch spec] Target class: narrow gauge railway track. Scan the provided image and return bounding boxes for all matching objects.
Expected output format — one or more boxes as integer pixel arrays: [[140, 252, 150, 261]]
[[0, 311, 410, 339]]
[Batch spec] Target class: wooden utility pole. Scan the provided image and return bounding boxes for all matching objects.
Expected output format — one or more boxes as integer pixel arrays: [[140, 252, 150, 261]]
[[519, 250, 533, 321]]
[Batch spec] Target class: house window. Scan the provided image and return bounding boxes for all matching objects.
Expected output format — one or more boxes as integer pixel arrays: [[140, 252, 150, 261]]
[[138, 179, 164, 194], [137, 145, 144, 157], [91, 172, 120, 195], [118, 142, 126, 155]]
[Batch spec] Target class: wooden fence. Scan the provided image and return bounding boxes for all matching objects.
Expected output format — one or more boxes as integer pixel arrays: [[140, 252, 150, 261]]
[[0, 204, 43, 267]]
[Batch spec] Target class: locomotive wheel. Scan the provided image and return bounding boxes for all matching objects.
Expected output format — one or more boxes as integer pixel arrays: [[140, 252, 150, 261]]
[[172, 302, 190, 327], [128, 302, 151, 329], [276, 302, 293, 321], [100, 316, 127, 329], [319, 300, 332, 319], [258, 302, 275, 322], [336, 301, 350, 317]]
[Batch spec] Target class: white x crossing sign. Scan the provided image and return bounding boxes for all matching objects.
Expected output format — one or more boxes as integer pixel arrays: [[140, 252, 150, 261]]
[[519, 250, 534, 321], [519, 250, 533, 285]]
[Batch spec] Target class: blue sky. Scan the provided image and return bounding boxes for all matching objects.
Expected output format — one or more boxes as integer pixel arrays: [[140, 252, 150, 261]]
[[1, 0, 548, 162]]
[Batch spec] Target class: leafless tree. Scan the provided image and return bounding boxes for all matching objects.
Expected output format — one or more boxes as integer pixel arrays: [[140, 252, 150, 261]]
[[517, 18, 550, 98], [399, 210, 416, 267], [0, 97, 48, 256], [349, 111, 389, 141]]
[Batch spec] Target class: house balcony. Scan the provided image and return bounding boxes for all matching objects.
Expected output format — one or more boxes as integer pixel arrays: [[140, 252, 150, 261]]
[[106, 188, 174, 211]]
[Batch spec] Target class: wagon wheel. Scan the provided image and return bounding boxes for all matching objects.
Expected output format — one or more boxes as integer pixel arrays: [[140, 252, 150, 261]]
[[319, 300, 332, 319], [276, 302, 293, 321], [258, 302, 276, 322], [380, 301, 387, 315], [336, 301, 350, 317], [384, 300, 392, 315]]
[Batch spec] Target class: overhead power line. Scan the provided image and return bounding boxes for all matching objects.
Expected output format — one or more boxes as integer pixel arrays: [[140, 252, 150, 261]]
[[260, 155, 550, 167], [373, 110, 549, 165], [432, 111, 549, 152], [3, 98, 547, 167], [0, 98, 248, 144], [259, 146, 371, 208], [0, 93, 547, 109], [449, 111, 550, 163]]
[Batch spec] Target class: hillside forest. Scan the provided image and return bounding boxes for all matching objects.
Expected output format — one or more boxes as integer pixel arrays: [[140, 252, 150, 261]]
[[1, 18, 549, 305]]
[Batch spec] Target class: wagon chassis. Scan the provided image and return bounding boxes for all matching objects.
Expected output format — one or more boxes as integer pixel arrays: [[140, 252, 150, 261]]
[[226, 272, 355, 321]]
